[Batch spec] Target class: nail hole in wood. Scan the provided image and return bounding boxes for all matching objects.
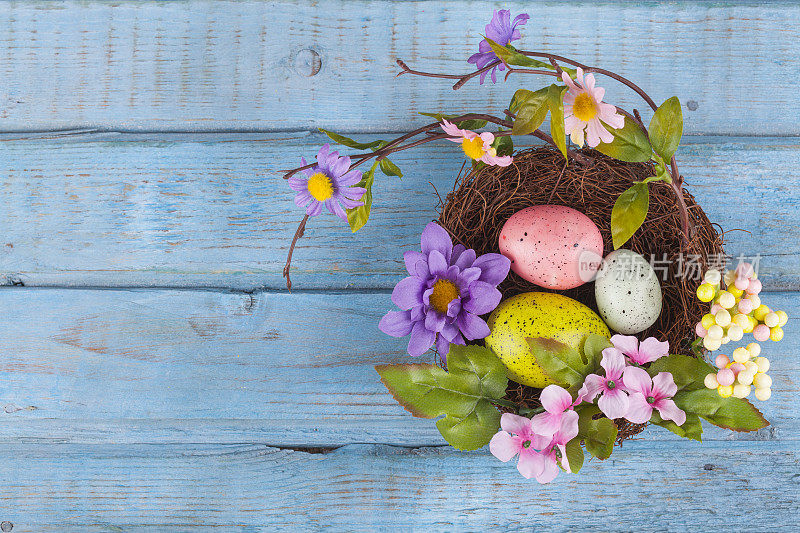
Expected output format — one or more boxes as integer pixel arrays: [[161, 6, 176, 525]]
[[703, 463, 714, 471], [686, 100, 699, 111], [293, 48, 322, 77], [1, 520, 13, 531]]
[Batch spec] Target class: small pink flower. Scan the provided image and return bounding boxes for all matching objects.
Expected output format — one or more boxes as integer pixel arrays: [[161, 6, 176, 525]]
[[531, 385, 575, 437], [489, 413, 551, 479], [562, 68, 625, 148], [622, 367, 686, 425], [611, 335, 669, 365], [577, 347, 630, 419], [535, 410, 580, 484], [440, 120, 513, 167]]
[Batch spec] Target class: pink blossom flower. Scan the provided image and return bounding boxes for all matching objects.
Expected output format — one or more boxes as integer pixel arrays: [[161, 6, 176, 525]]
[[577, 347, 630, 419], [535, 410, 580, 483], [489, 413, 551, 479], [611, 335, 670, 365], [561, 68, 625, 148], [622, 367, 686, 425], [490, 411, 578, 483], [531, 385, 575, 438], [440, 120, 513, 167]]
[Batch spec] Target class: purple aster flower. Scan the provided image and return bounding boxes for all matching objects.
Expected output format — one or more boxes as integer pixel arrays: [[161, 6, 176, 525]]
[[288, 144, 366, 221], [468, 10, 530, 84], [379, 222, 511, 358]]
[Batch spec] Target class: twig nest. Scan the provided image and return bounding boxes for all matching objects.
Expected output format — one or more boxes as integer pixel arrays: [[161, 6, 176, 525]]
[[438, 147, 724, 439]]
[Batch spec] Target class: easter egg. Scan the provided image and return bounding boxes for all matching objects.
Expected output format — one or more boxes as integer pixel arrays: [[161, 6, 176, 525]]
[[594, 249, 662, 334], [485, 292, 610, 388], [498, 205, 603, 290]]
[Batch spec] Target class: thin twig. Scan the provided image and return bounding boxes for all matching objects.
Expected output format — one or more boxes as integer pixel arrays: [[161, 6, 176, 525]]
[[548, 159, 570, 203], [396, 58, 502, 91], [547, 57, 564, 78], [283, 214, 309, 291], [669, 157, 692, 244], [516, 51, 659, 111]]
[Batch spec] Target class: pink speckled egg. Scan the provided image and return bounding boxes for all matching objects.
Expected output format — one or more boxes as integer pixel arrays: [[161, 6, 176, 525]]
[[498, 205, 603, 290]]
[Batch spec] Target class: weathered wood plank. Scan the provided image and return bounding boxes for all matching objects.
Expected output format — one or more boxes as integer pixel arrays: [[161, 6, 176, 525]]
[[0, 133, 798, 290], [1, 288, 796, 446], [0, 441, 797, 531], [0, 1, 797, 134]]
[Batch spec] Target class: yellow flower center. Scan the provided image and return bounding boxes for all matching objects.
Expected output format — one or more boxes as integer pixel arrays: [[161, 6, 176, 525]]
[[573, 92, 597, 122], [461, 136, 485, 160], [429, 279, 460, 314], [307, 172, 334, 201]]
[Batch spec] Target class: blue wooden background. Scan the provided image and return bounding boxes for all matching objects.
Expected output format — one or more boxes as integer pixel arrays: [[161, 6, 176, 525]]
[[1, 1, 798, 530]]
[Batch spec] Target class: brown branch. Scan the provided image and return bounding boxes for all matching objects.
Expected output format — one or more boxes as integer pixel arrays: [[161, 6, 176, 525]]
[[282, 113, 510, 179], [547, 57, 564, 78], [669, 156, 692, 244], [283, 214, 309, 291], [517, 51, 659, 111], [396, 58, 502, 91], [397, 47, 691, 247]]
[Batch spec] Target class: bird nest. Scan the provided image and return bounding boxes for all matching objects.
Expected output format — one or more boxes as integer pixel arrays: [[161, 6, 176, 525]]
[[437, 146, 725, 441]]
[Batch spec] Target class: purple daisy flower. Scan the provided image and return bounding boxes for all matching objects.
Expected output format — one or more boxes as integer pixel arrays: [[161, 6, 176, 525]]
[[288, 144, 366, 221], [468, 10, 530, 84], [379, 222, 511, 358]]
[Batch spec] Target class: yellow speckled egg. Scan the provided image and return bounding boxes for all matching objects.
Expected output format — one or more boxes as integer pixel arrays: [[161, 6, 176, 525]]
[[484, 292, 610, 388]]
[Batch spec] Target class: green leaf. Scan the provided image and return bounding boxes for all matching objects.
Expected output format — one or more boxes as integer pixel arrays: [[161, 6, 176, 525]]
[[492, 135, 514, 157], [518, 406, 544, 418], [345, 161, 377, 233], [649, 353, 715, 394], [418, 112, 487, 131], [582, 334, 613, 364], [375, 344, 508, 450], [594, 116, 652, 163], [483, 40, 577, 75], [483, 37, 514, 63], [674, 389, 769, 432], [564, 439, 585, 473], [484, 38, 548, 69], [319, 129, 384, 150], [510, 88, 549, 136], [611, 182, 650, 249], [379, 157, 403, 178], [526, 337, 594, 395], [547, 84, 568, 159], [651, 410, 703, 441], [576, 405, 617, 460], [649, 96, 683, 162]]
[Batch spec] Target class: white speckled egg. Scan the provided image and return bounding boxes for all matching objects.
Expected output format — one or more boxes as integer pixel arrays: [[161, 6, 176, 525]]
[[594, 249, 662, 334], [498, 205, 603, 290]]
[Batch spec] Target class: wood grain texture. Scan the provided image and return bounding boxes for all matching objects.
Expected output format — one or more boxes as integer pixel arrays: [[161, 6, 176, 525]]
[[0, 441, 797, 532], [1, 133, 798, 290], [1, 288, 796, 446], [0, 1, 797, 134], [1, 1, 799, 527]]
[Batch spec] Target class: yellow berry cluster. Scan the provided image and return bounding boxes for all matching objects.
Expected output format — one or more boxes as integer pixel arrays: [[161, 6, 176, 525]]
[[695, 264, 787, 352], [704, 343, 772, 401]]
